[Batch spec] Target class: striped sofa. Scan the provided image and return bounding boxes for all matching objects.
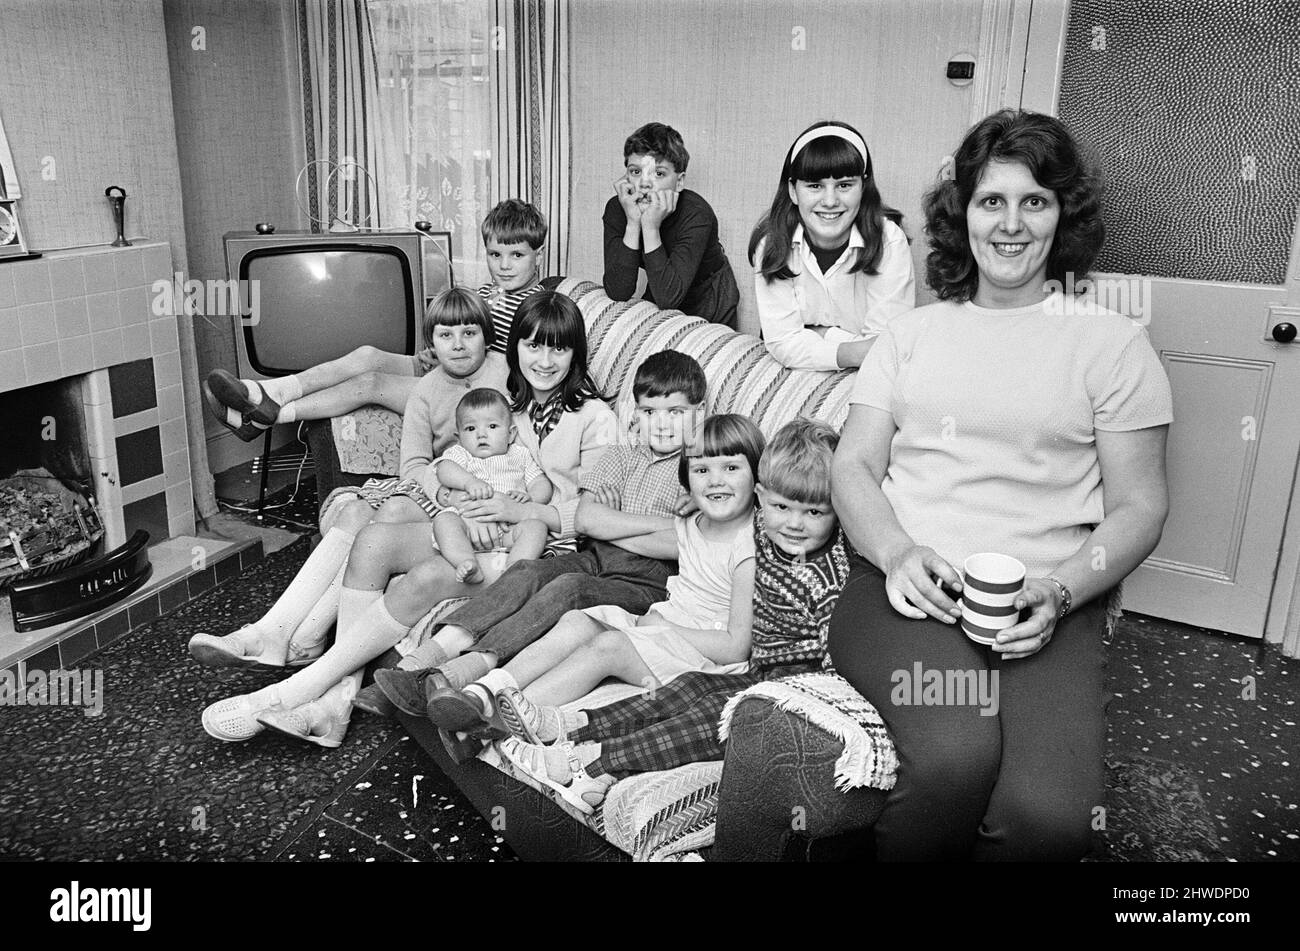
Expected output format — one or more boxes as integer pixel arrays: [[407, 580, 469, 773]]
[[561, 277, 857, 437], [329, 277, 858, 479], [332, 279, 880, 861]]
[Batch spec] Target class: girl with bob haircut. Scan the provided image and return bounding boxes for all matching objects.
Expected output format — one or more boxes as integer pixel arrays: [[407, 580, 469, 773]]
[[200, 290, 619, 747], [749, 119, 916, 371], [828, 109, 1172, 860], [488, 414, 765, 812], [502, 289, 605, 415], [190, 285, 508, 677]]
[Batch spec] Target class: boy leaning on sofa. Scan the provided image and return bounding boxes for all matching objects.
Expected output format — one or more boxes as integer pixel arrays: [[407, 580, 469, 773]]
[[200, 121, 895, 856]]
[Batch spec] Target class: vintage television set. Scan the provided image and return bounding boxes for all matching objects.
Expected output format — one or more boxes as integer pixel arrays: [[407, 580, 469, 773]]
[[223, 227, 454, 380]]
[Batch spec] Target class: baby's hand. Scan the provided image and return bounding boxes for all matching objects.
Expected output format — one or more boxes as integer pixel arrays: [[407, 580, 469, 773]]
[[466, 478, 494, 501], [504, 489, 531, 503]]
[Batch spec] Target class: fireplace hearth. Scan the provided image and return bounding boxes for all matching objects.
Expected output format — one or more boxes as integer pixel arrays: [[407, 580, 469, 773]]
[[9, 530, 151, 632]]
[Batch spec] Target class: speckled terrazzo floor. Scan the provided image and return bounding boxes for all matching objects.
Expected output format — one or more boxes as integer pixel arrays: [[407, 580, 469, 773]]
[[0, 531, 1294, 861], [1104, 613, 1299, 861], [0, 537, 513, 863]]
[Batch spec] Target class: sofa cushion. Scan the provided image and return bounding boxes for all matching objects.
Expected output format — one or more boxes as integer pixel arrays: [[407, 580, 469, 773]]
[[558, 279, 858, 436]]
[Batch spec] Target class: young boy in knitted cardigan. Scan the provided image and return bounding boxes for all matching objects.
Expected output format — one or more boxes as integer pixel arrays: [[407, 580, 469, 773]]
[[497, 417, 850, 813]]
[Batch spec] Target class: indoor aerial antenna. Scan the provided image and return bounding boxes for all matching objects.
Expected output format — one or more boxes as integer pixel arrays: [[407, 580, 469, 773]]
[[294, 159, 380, 232], [291, 158, 456, 288]]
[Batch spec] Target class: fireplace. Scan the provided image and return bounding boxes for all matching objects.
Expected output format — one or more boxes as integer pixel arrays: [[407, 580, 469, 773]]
[[0, 242, 196, 544], [0, 242, 205, 649], [0, 377, 103, 588]]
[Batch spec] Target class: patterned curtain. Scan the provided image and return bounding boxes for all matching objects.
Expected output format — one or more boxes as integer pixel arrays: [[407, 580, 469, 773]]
[[298, 0, 384, 231], [367, 0, 493, 284], [491, 0, 570, 278]]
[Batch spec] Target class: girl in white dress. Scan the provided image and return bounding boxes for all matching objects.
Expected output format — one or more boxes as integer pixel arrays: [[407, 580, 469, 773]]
[[456, 415, 764, 721]]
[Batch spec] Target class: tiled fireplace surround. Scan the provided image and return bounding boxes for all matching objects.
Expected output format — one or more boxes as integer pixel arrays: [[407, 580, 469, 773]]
[[0, 242, 194, 543], [0, 243, 260, 673]]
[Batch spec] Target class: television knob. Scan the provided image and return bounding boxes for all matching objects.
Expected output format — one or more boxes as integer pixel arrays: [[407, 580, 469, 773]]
[[255, 223, 275, 234], [414, 220, 433, 233]]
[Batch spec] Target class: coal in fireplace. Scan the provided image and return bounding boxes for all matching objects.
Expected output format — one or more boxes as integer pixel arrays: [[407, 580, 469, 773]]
[[0, 377, 151, 632]]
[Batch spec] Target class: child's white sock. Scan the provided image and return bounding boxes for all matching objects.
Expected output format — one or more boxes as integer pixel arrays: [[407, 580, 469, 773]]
[[277, 401, 298, 424], [259, 375, 303, 405], [437, 651, 491, 688], [276, 597, 409, 710], [337, 586, 384, 640], [396, 640, 450, 671], [246, 526, 358, 650], [463, 668, 518, 718], [286, 563, 345, 655], [542, 741, 604, 783]]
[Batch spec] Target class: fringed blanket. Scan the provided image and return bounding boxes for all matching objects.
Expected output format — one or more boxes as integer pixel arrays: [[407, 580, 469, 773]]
[[719, 671, 899, 792], [598, 761, 723, 862], [485, 671, 899, 861]]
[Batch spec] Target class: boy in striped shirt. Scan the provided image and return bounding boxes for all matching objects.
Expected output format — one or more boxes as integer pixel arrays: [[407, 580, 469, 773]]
[[431, 388, 553, 582], [476, 199, 553, 354]]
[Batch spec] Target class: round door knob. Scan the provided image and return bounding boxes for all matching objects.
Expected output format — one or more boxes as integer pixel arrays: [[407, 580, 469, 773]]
[[1272, 322, 1297, 343]]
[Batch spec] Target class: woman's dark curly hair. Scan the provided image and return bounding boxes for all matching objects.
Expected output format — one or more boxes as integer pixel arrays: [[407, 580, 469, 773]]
[[749, 120, 904, 282], [923, 110, 1104, 302]]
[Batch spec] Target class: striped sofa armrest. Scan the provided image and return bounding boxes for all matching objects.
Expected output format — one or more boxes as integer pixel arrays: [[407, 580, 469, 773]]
[[556, 279, 858, 436]]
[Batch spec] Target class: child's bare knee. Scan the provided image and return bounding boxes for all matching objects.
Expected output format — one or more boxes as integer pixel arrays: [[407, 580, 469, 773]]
[[591, 629, 628, 657], [354, 344, 384, 367], [403, 559, 446, 593], [432, 510, 464, 535], [374, 495, 417, 522], [353, 520, 393, 553], [335, 499, 376, 532], [558, 608, 592, 629]]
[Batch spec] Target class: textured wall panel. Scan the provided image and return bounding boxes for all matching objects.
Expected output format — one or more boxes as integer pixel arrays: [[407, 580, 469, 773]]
[[163, 0, 307, 438], [0, 0, 187, 259], [1058, 0, 1300, 285]]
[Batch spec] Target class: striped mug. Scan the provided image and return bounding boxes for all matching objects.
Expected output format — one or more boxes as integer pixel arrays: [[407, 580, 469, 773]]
[[959, 552, 1026, 646]]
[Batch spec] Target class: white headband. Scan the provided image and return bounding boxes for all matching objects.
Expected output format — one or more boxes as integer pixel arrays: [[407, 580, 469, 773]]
[[788, 126, 870, 171]]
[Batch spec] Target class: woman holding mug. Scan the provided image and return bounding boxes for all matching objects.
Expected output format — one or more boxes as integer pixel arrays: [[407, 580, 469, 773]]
[[828, 110, 1173, 860]]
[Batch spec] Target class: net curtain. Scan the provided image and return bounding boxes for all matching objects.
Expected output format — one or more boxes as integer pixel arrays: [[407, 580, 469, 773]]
[[491, 0, 571, 280]]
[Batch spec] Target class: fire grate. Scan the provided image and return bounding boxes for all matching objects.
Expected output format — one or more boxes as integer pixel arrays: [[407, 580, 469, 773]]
[[8, 530, 152, 633]]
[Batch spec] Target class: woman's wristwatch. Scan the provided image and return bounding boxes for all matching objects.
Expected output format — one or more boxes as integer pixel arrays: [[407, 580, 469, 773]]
[[1045, 577, 1072, 618]]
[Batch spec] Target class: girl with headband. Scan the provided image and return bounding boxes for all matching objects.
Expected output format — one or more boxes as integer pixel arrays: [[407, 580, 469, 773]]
[[748, 120, 915, 370]]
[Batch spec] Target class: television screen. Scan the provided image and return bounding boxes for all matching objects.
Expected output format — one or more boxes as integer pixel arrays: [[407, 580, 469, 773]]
[[243, 247, 414, 374]]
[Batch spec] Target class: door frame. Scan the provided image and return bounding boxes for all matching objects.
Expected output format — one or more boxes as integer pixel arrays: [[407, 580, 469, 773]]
[[1262, 217, 1300, 656], [1020, 0, 1300, 656]]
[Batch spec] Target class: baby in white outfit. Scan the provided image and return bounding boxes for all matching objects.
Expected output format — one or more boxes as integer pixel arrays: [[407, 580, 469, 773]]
[[430, 388, 553, 582]]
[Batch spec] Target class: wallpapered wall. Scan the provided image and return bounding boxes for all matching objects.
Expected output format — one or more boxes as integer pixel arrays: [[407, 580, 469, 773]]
[[0, 0, 187, 261], [568, 0, 986, 336], [163, 0, 307, 459]]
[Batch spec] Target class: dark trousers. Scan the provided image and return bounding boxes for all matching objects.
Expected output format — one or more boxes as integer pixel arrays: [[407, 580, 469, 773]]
[[827, 558, 1107, 861], [437, 539, 673, 663], [576, 670, 762, 778]]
